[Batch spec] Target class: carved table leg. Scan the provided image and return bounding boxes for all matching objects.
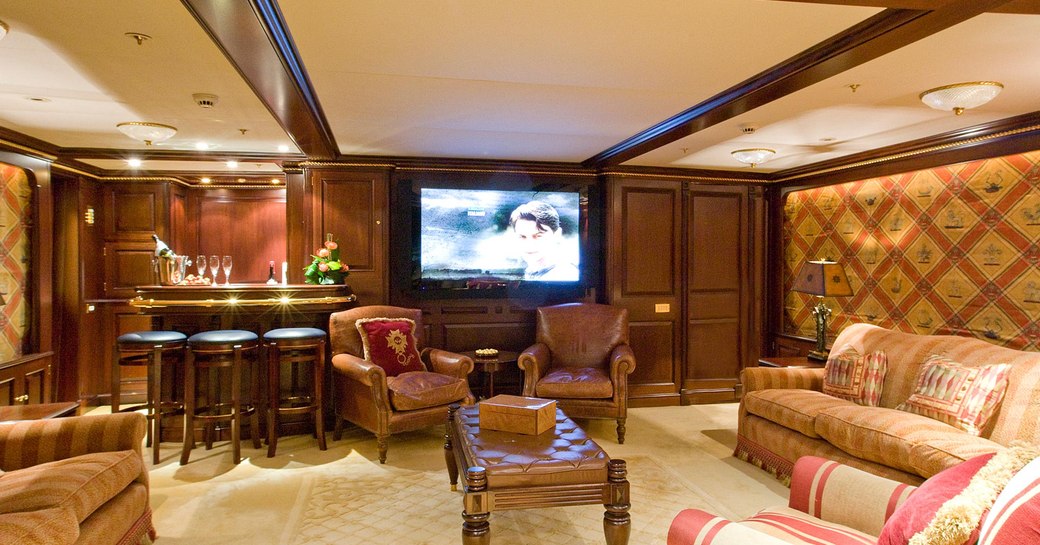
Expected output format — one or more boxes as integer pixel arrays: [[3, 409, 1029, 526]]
[[446, 404, 459, 490], [603, 459, 631, 545], [462, 466, 491, 545]]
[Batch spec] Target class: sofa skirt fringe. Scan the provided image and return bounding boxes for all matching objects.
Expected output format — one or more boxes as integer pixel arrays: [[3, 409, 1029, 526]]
[[734, 434, 794, 486]]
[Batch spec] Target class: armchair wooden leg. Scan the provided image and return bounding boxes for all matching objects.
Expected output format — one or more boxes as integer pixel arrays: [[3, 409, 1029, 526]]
[[333, 416, 344, 441], [377, 434, 389, 464], [616, 418, 627, 444]]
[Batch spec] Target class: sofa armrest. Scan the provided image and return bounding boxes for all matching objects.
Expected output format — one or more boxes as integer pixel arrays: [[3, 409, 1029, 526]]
[[0, 413, 146, 472], [668, 509, 797, 545], [741, 366, 825, 393], [422, 347, 474, 379], [788, 456, 916, 537]]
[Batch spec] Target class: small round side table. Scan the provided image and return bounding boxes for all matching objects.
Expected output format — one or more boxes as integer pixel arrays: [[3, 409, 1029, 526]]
[[460, 350, 518, 399]]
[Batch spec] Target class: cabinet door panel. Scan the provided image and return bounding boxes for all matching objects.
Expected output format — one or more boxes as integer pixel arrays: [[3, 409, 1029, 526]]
[[104, 242, 154, 298]]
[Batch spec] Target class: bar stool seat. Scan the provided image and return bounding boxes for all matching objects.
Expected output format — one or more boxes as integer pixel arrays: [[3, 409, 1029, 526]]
[[113, 330, 187, 464], [181, 330, 261, 465], [264, 327, 327, 457]]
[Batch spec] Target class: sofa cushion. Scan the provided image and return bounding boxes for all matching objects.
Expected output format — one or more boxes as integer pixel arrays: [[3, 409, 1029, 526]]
[[897, 355, 1011, 436], [0, 450, 142, 523], [0, 507, 78, 545], [535, 367, 613, 399], [355, 317, 424, 377], [815, 405, 965, 474], [743, 389, 854, 439], [978, 456, 1040, 545], [909, 433, 1004, 478], [386, 371, 469, 411], [878, 452, 996, 545], [822, 346, 888, 406]]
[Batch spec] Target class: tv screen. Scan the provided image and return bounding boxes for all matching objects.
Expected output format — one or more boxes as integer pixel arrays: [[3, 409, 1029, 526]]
[[419, 188, 581, 285]]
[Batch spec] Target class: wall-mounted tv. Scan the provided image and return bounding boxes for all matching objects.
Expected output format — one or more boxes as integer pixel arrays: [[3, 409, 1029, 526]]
[[417, 187, 584, 290]]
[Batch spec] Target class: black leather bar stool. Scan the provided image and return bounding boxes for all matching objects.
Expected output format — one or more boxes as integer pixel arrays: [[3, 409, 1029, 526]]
[[181, 330, 261, 465], [112, 330, 187, 464], [263, 327, 327, 457]]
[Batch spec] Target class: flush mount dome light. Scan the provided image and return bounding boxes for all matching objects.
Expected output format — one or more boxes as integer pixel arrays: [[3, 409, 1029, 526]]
[[919, 81, 1003, 115], [116, 122, 177, 145], [731, 148, 775, 168]]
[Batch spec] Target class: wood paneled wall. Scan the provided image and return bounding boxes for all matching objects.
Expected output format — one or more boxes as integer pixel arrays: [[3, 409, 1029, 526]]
[[190, 188, 287, 283]]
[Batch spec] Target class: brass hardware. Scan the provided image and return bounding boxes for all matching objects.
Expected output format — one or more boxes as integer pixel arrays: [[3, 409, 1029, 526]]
[[15, 394, 29, 403]]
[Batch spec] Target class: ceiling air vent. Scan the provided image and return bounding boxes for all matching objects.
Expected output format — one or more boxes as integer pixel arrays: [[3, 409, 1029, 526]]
[[192, 93, 219, 109]]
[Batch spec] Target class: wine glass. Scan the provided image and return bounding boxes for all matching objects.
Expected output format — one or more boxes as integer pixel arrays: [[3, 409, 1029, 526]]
[[208, 255, 220, 285], [196, 255, 206, 278], [221, 255, 233, 286]]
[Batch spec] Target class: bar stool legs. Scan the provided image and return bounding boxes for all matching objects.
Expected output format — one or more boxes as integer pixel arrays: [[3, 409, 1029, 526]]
[[264, 327, 328, 457], [181, 330, 261, 465], [112, 331, 186, 465]]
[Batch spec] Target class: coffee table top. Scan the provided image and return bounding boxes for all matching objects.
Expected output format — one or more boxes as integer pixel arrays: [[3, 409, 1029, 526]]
[[452, 405, 608, 488]]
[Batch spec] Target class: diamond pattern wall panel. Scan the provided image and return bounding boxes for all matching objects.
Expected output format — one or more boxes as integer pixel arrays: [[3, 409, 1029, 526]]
[[784, 150, 1040, 351], [0, 163, 31, 362]]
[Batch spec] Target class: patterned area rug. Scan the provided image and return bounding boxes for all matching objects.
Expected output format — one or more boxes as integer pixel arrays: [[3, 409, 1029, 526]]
[[281, 452, 727, 545]]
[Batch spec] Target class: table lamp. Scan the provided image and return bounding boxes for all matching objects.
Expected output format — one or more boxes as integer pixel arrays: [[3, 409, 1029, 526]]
[[792, 260, 853, 361]]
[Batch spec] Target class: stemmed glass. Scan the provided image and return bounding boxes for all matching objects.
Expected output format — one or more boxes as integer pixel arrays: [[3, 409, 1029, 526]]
[[196, 255, 206, 278], [221, 255, 233, 286], [208, 255, 220, 285]]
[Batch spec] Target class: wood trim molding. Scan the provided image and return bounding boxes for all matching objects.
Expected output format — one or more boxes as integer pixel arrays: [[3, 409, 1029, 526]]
[[583, 1, 1012, 168], [180, 0, 338, 159]]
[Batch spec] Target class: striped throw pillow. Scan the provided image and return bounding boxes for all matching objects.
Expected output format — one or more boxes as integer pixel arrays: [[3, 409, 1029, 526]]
[[897, 355, 1011, 436], [822, 346, 888, 406], [978, 456, 1040, 544]]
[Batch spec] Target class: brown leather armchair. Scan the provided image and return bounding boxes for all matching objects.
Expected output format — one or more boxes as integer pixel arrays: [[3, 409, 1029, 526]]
[[329, 305, 475, 463], [518, 302, 636, 443]]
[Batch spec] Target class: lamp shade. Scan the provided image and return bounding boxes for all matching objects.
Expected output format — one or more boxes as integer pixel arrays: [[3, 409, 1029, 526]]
[[919, 81, 1003, 115], [792, 260, 853, 297], [116, 122, 177, 145], [731, 148, 775, 167]]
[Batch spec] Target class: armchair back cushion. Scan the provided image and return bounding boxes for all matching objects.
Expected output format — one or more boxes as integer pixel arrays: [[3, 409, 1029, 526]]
[[535, 303, 628, 369], [355, 317, 424, 377], [330, 305, 424, 358]]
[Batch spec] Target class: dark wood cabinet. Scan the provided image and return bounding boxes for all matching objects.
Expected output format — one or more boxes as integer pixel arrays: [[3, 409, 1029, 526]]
[[0, 353, 53, 406]]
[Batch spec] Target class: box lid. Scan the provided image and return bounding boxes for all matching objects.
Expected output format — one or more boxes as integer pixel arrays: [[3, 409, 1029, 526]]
[[480, 395, 555, 413]]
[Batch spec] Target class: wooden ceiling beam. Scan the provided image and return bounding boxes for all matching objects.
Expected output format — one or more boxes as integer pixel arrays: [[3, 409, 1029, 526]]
[[583, 1, 1014, 169], [180, 0, 339, 160]]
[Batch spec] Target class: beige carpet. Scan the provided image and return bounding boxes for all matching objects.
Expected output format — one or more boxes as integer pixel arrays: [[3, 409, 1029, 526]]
[[140, 404, 787, 544]]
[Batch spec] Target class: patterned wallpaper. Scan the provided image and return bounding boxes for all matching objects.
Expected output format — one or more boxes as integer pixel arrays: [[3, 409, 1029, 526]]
[[0, 163, 31, 362], [783, 150, 1040, 351]]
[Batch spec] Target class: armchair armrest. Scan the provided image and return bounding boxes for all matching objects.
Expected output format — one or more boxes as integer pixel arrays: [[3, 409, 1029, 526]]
[[741, 366, 824, 393], [0, 413, 146, 471], [518, 343, 551, 396], [609, 344, 636, 376], [788, 456, 916, 537], [421, 347, 474, 379], [668, 509, 796, 545], [331, 352, 390, 408]]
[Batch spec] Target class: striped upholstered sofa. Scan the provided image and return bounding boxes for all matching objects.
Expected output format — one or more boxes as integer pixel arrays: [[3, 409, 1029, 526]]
[[737, 323, 1040, 485], [0, 412, 155, 545]]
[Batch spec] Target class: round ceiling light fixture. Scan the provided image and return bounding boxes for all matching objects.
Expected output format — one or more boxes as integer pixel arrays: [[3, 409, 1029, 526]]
[[919, 81, 1003, 115], [116, 122, 177, 145], [731, 148, 776, 168]]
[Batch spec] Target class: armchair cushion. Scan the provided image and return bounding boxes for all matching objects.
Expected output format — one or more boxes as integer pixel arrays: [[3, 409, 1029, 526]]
[[356, 317, 424, 377], [535, 367, 613, 399], [387, 371, 470, 411]]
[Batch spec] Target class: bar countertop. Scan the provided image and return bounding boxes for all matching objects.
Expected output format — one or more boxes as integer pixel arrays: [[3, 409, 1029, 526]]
[[130, 283, 356, 310]]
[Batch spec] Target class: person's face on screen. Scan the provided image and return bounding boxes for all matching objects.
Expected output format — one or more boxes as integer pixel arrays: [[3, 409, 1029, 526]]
[[513, 219, 561, 269]]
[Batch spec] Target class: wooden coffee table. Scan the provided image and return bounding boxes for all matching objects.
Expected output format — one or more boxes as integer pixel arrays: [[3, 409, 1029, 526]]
[[0, 401, 80, 422], [444, 404, 630, 545]]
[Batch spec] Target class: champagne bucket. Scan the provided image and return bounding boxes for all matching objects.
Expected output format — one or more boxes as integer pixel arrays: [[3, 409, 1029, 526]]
[[154, 255, 191, 285]]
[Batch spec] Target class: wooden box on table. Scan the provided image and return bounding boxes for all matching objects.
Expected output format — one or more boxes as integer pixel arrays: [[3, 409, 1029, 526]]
[[478, 395, 556, 435]]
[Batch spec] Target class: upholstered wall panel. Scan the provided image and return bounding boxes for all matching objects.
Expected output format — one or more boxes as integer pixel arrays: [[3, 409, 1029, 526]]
[[783, 150, 1040, 351], [0, 163, 31, 362]]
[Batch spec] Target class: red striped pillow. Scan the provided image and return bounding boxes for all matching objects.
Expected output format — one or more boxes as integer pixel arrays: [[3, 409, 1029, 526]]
[[978, 457, 1040, 545], [897, 355, 1011, 435], [822, 346, 888, 406]]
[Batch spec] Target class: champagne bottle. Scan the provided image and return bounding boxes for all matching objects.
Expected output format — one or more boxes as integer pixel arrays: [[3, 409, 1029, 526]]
[[152, 234, 173, 257], [266, 260, 278, 285]]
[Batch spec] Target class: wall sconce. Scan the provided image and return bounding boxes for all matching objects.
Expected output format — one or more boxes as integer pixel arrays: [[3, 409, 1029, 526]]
[[919, 81, 1003, 115], [792, 260, 853, 361], [116, 122, 177, 145], [84, 207, 95, 225], [731, 148, 776, 168]]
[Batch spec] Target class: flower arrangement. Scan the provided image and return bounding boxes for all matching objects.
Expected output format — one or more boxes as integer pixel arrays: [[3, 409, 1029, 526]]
[[304, 233, 349, 284]]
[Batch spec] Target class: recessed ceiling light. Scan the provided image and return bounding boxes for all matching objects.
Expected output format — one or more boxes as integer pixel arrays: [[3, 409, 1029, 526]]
[[195, 142, 210, 150], [226, 160, 238, 169], [277, 144, 290, 153], [127, 158, 142, 168], [200, 177, 211, 184], [820, 137, 837, 142]]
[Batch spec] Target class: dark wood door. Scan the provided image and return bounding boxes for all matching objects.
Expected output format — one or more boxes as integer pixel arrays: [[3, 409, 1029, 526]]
[[311, 169, 390, 305], [605, 175, 683, 406], [683, 186, 750, 404]]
